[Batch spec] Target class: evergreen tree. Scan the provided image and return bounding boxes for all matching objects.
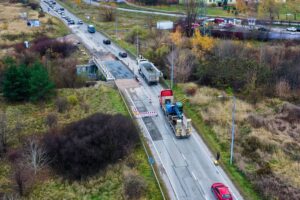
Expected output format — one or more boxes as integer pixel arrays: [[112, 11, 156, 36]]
[[28, 62, 55, 102], [2, 59, 30, 101]]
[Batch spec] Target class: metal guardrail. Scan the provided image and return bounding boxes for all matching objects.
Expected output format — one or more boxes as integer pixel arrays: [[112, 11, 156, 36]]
[[116, 86, 167, 200], [92, 57, 115, 81]]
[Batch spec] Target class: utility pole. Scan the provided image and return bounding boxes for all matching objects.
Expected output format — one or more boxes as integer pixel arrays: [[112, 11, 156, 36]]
[[115, 9, 118, 39], [171, 43, 174, 89], [230, 96, 236, 165], [136, 33, 139, 57]]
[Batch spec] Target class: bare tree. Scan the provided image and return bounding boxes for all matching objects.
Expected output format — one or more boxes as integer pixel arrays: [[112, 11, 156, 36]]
[[99, 3, 116, 22], [184, 0, 199, 37], [23, 138, 49, 175], [0, 110, 8, 155], [167, 48, 197, 82]]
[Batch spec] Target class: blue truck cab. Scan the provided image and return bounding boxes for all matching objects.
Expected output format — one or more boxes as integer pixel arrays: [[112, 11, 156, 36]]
[[87, 24, 95, 33]]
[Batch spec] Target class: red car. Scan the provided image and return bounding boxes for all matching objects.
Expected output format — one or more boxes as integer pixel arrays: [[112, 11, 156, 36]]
[[211, 183, 233, 200]]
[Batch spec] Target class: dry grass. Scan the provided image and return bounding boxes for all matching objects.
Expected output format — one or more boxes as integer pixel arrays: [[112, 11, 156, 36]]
[[270, 150, 300, 188], [0, 2, 69, 48], [178, 83, 300, 193]]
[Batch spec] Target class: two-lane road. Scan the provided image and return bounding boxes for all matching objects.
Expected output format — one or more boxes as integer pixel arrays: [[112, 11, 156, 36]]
[[41, 1, 244, 199]]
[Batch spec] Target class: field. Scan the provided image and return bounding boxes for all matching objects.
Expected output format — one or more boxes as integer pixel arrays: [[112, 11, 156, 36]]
[[0, 2, 69, 57], [174, 83, 300, 199], [0, 86, 163, 200]]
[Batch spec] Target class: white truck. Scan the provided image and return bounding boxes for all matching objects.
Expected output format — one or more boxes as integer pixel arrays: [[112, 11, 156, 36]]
[[136, 55, 162, 85]]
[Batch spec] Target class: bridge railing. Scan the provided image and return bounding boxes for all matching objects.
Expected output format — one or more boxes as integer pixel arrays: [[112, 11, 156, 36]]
[[92, 57, 115, 81]]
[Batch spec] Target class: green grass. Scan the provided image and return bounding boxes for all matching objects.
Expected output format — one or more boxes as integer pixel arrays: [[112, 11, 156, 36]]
[[51, 16, 71, 37], [172, 85, 261, 200], [0, 86, 163, 200]]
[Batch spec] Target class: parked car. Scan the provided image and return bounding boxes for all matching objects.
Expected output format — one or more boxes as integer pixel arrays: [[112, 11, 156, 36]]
[[59, 7, 64, 11], [103, 39, 111, 45], [296, 27, 300, 32], [77, 20, 83, 25], [119, 52, 127, 58], [214, 18, 224, 24], [211, 183, 233, 200], [287, 27, 297, 32], [219, 23, 234, 29]]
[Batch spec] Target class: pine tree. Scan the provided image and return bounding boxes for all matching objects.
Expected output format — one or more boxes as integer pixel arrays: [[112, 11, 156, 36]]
[[28, 62, 55, 102], [2, 59, 30, 101]]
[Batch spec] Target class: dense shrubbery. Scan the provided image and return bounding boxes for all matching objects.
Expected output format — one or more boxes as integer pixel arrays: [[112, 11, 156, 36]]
[[43, 113, 139, 180], [30, 36, 76, 58], [193, 40, 300, 101], [2, 58, 54, 102]]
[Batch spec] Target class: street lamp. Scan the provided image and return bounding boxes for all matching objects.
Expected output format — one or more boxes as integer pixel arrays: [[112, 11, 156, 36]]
[[170, 43, 174, 89], [218, 95, 236, 165]]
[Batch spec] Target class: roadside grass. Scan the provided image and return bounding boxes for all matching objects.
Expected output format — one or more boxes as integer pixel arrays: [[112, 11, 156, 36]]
[[0, 2, 70, 58], [0, 86, 163, 200], [172, 84, 261, 200]]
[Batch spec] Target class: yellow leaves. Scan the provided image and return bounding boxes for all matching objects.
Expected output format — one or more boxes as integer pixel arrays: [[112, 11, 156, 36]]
[[170, 26, 182, 46], [236, 0, 247, 13], [74, 0, 81, 6], [191, 29, 214, 58]]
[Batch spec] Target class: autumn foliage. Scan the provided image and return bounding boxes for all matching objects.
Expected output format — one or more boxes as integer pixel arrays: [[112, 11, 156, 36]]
[[191, 29, 214, 58]]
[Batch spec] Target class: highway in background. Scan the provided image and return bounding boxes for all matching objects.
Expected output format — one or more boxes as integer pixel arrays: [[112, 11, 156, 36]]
[[41, 1, 244, 199]]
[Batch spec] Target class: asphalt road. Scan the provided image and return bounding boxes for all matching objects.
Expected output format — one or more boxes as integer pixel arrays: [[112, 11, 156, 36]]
[[41, 1, 244, 199]]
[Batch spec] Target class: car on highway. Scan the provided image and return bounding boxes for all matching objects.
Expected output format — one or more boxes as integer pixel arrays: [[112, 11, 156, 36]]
[[103, 39, 111, 45], [87, 24, 96, 33], [68, 20, 75, 25], [59, 7, 64, 11], [61, 15, 66, 19], [211, 183, 233, 200], [287, 27, 297, 32], [119, 52, 127, 58], [77, 20, 83, 25]]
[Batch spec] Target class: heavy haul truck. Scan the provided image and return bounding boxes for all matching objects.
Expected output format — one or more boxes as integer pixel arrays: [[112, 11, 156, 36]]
[[159, 89, 191, 138]]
